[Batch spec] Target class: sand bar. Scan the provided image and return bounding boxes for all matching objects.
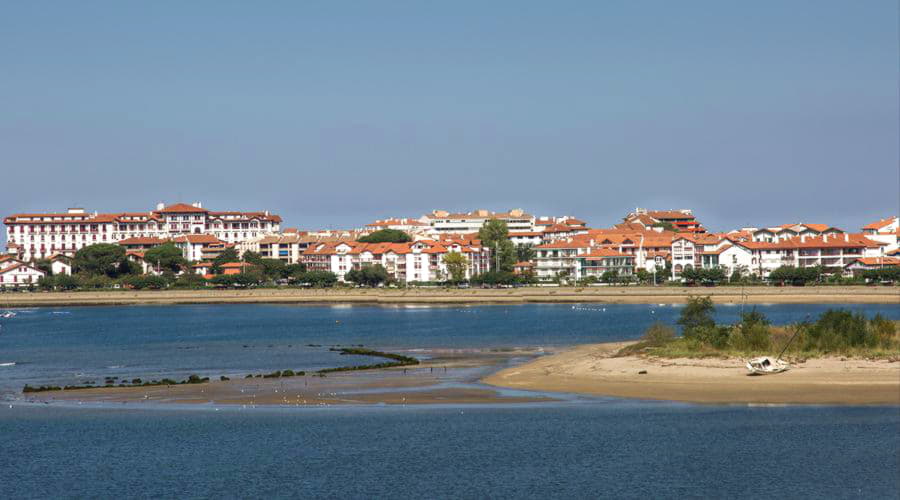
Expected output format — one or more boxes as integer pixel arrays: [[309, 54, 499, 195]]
[[3, 285, 898, 307], [483, 342, 900, 405], [21, 348, 554, 407]]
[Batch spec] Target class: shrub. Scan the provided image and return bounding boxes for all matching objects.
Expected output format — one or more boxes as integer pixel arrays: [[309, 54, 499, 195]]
[[695, 325, 731, 349], [730, 309, 772, 351], [641, 322, 675, 345], [869, 314, 897, 347], [677, 296, 715, 339]]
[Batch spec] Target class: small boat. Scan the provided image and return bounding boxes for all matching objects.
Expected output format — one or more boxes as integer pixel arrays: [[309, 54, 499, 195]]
[[746, 356, 789, 375], [1, 312, 15, 319]]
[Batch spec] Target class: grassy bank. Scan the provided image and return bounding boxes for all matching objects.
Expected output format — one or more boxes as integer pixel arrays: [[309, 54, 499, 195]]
[[618, 297, 900, 360]]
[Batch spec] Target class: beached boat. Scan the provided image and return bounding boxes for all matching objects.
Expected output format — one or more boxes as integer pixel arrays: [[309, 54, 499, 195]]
[[1, 312, 16, 319], [746, 356, 789, 375]]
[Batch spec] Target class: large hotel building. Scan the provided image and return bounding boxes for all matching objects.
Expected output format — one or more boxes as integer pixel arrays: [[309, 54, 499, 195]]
[[4, 202, 281, 261]]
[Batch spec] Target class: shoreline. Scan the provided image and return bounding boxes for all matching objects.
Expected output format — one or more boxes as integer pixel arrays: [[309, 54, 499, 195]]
[[482, 342, 900, 405], [17, 342, 900, 407], [2, 286, 898, 307]]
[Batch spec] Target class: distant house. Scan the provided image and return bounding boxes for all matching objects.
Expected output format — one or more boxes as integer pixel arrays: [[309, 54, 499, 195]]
[[219, 262, 257, 276], [0, 261, 46, 288], [844, 257, 900, 277], [48, 254, 73, 276], [513, 261, 534, 275]]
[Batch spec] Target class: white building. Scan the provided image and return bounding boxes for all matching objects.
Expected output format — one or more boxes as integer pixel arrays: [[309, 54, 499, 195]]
[[300, 239, 491, 283], [0, 258, 45, 288], [424, 209, 535, 234], [677, 232, 889, 278], [4, 202, 281, 261], [534, 238, 635, 281], [861, 216, 899, 253], [49, 254, 72, 276]]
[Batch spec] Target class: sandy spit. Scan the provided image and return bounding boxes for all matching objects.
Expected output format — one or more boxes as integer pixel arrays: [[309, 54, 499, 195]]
[[482, 342, 900, 405]]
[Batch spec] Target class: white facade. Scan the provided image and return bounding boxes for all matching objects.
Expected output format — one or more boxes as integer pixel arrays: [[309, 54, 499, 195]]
[[0, 261, 46, 288], [424, 209, 535, 234], [50, 257, 72, 276], [300, 240, 491, 283], [4, 202, 281, 261]]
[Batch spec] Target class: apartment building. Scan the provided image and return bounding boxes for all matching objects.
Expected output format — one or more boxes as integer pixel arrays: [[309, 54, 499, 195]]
[[299, 239, 490, 283], [861, 216, 899, 253], [4, 202, 281, 261], [677, 233, 888, 278], [623, 208, 705, 233], [424, 209, 535, 234], [534, 237, 636, 281]]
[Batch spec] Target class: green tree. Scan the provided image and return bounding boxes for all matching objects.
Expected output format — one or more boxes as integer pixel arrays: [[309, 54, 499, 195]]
[[677, 296, 715, 339], [211, 248, 240, 274], [284, 263, 307, 279], [242, 250, 263, 265], [515, 244, 536, 263], [600, 270, 619, 284], [470, 270, 516, 286], [344, 268, 362, 285], [73, 244, 130, 278], [258, 258, 288, 280], [635, 269, 651, 285], [171, 272, 208, 289], [143, 243, 188, 274], [442, 252, 468, 283], [478, 219, 516, 272], [680, 266, 699, 284], [701, 267, 727, 285], [357, 264, 389, 287], [301, 270, 338, 287], [358, 229, 412, 243], [33, 258, 52, 275]]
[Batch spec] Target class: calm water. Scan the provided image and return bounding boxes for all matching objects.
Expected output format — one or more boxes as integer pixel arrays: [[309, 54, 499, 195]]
[[1, 404, 898, 498], [1, 303, 899, 498], [1, 303, 898, 396]]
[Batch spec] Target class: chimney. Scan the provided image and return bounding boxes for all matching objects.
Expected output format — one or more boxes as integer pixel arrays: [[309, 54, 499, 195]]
[[192, 202, 202, 208], [801, 235, 806, 243], [156, 202, 165, 211], [844, 233, 849, 242], [823, 234, 828, 243]]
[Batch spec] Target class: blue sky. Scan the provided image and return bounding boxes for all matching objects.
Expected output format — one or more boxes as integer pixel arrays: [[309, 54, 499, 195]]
[[1, 1, 897, 232]]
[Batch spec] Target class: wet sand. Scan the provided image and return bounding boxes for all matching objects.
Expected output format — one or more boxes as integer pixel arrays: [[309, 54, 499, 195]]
[[483, 342, 900, 405], [4, 285, 898, 307], [24, 348, 555, 407]]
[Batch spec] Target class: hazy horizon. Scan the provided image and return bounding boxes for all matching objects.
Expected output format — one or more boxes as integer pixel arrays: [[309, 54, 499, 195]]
[[2, 1, 897, 233]]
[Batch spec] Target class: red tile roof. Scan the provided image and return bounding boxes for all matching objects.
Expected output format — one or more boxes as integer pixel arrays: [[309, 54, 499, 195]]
[[117, 237, 168, 246], [173, 234, 223, 244], [157, 203, 209, 213], [862, 217, 897, 231], [582, 248, 630, 258], [850, 257, 900, 266]]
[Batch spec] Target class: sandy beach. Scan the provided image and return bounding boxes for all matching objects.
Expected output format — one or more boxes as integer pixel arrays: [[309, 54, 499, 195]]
[[483, 342, 900, 405], [3, 285, 898, 307]]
